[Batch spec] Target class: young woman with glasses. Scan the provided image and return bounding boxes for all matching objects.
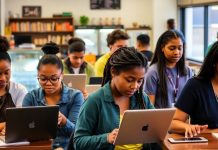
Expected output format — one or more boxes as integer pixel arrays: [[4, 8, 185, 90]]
[[22, 42, 84, 150]]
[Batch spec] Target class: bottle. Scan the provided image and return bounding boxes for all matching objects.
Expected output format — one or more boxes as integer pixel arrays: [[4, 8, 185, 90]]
[[9, 35, 15, 49]]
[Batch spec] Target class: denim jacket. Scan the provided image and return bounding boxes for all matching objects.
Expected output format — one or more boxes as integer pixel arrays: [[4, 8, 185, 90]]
[[22, 84, 84, 150]]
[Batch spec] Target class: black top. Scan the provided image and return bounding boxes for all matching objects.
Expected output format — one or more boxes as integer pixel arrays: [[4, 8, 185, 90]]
[[175, 78, 218, 129], [140, 50, 153, 61]]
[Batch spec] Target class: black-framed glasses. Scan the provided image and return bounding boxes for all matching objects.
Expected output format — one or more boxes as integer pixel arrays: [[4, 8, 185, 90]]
[[37, 75, 61, 85]]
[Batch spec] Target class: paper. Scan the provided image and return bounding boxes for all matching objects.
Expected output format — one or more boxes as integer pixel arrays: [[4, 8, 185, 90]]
[[0, 140, 30, 147], [212, 133, 218, 138]]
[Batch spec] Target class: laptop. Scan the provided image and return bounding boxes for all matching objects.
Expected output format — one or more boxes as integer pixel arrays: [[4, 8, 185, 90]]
[[63, 74, 87, 91], [89, 77, 102, 85], [114, 108, 176, 145], [85, 84, 101, 94], [3, 105, 59, 143]]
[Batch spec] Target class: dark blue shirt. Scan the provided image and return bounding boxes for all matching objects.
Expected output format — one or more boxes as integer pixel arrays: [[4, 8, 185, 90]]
[[175, 78, 218, 129], [22, 84, 84, 150]]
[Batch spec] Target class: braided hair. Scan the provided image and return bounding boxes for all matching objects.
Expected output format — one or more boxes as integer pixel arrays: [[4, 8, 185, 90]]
[[0, 36, 11, 63], [37, 42, 63, 72], [102, 47, 148, 109]]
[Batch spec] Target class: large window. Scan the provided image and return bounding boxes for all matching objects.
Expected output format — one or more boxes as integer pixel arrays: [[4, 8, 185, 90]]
[[181, 5, 218, 62], [208, 5, 218, 48]]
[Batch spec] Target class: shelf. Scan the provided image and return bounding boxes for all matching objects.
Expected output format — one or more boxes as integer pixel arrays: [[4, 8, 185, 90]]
[[12, 31, 73, 34], [75, 25, 124, 29], [125, 27, 151, 30], [9, 17, 74, 48], [9, 17, 73, 21]]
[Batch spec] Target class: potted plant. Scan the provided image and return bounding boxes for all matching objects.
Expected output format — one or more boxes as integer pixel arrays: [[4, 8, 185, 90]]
[[80, 16, 89, 26]]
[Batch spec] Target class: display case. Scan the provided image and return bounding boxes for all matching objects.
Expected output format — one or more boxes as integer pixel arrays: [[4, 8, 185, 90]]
[[8, 49, 43, 91], [75, 27, 98, 55], [75, 25, 123, 55], [126, 28, 152, 48]]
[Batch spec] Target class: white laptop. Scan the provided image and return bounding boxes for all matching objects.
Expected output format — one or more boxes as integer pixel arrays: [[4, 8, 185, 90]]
[[85, 84, 101, 94], [114, 108, 176, 145], [63, 74, 86, 91]]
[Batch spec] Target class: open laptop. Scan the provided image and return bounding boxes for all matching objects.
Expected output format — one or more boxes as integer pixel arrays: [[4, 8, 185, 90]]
[[89, 77, 102, 85], [85, 84, 101, 94], [63, 74, 86, 91], [2, 105, 59, 143], [114, 108, 176, 145]]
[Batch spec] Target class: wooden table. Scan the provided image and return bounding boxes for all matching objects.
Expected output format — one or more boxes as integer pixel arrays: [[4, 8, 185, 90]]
[[0, 140, 51, 150], [163, 133, 218, 150]]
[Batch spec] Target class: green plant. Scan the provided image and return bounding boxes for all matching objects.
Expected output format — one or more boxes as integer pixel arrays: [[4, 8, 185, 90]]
[[80, 16, 89, 26]]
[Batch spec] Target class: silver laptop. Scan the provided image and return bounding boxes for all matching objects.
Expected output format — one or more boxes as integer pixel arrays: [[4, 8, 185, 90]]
[[3, 106, 59, 143], [63, 74, 86, 91], [85, 84, 101, 94], [114, 108, 176, 145]]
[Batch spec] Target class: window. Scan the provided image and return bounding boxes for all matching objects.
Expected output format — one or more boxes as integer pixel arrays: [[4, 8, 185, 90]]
[[208, 5, 218, 51], [184, 7, 204, 62], [181, 5, 218, 62]]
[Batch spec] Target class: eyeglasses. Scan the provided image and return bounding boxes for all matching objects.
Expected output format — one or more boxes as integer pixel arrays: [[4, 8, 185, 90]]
[[37, 75, 61, 85]]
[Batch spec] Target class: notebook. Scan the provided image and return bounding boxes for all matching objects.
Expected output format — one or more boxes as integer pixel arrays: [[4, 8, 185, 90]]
[[1, 105, 59, 144], [63, 74, 86, 91], [114, 108, 176, 145]]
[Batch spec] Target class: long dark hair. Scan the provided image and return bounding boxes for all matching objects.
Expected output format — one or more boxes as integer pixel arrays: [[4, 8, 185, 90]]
[[37, 42, 63, 72], [150, 30, 187, 107], [102, 47, 148, 109], [197, 41, 218, 80], [0, 36, 11, 63]]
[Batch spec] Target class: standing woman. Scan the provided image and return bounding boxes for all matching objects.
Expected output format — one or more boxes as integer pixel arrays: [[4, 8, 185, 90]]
[[144, 30, 193, 108], [0, 36, 27, 132], [73, 47, 154, 150], [22, 42, 84, 150]]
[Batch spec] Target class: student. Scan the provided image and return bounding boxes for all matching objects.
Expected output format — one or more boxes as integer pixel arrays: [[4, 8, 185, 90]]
[[136, 34, 153, 61], [73, 47, 154, 150], [170, 41, 218, 138], [94, 29, 129, 77], [22, 42, 84, 150], [167, 18, 176, 30], [63, 37, 95, 84], [144, 30, 193, 108], [0, 36, 27, 132]]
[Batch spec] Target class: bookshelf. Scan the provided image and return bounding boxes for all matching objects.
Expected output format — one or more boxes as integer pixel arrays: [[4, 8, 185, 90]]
[[9, 17, 74, 47]]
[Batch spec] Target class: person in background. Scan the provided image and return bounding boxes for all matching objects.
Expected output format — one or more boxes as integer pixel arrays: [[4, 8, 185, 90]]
[[144, 30, 193, 108], [136, 34, 153, 61], [73, 47, 155, 150], [63, 37, 95, 84], [22, 42, 84, 150], [0, 36, 27, 133], [170, 41, 218, 137], [94, 29, 129, 77], [167, 18, 176, 30]]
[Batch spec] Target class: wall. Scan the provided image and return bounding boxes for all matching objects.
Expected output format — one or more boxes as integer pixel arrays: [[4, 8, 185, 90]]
[[152, 0, 178, 48], [4, 0, 177, 49], [0, 0, 5, 34], [4, 0, 153, 28]]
